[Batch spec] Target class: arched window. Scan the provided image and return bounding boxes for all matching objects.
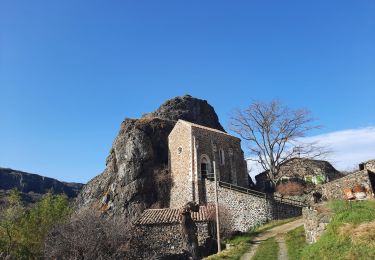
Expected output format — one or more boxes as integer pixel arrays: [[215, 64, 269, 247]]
[[200, 155, 211, 179], [219, 149, 225, 165]]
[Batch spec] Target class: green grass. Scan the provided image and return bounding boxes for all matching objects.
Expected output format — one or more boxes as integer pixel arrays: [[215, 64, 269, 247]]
[[252, 237, 278, 260], [204, 217, 300, 260], [300, 200, 375, 260], [285, 226, 307, 260]]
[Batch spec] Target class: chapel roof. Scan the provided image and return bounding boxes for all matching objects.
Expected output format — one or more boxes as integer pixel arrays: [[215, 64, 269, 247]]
[[179, 119, 238, 139], [135, 205, 215, 225]]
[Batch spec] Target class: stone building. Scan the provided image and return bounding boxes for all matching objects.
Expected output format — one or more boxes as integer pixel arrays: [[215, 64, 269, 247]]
[[135, 120, 303, 259], [255, 158, 343, 192], [165, 120, 302, 232], [133, 206, 217, 259], [169, 120, 249, 208]]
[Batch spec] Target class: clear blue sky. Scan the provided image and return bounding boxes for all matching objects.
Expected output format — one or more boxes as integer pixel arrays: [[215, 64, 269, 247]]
[[1, 1, 374, 183]]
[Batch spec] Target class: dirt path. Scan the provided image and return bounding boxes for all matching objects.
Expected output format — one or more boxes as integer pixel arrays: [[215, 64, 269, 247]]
[[240, 218, 304, 260], [275, 235, 288, 260]]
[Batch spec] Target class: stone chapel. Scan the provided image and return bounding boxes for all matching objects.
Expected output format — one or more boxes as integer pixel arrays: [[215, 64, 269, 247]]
[[168, 120, 249, 208]]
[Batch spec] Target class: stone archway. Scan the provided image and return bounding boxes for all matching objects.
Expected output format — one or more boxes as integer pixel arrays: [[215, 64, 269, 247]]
[[200, 155, 211, 179], [199, 154, 211, 204]]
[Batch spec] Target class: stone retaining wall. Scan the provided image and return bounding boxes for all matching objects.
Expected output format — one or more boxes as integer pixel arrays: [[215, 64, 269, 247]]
[[270, 199, 303, 220], [302, 206, 332, 244], [321, 170, 375, 200], [204, 180, 302, 233]]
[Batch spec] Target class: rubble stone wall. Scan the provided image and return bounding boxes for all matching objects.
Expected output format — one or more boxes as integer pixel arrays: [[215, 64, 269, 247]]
[[205, 180, 302, 233], [364, 160, 375, 172], [321, 170, 375, 200], [133, 222, 215, 259], [303, 206, 332, 244]]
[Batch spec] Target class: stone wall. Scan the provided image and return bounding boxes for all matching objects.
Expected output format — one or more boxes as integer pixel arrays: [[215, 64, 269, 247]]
[[270, 199, 303, 220], [302, 206, 332, 244], [204, 180, 302, 233], [191, 125, 249, 188], [169, 120, 249, 209], [321, 170, 375, 200], [133, 222, 215, 259], [169, 120, 193, 208], [255, 158, 342, 192], [364, 160, 375, 172]]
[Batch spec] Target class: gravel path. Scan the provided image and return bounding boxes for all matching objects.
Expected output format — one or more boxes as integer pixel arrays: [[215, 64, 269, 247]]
[[240, 218, 304, 260]]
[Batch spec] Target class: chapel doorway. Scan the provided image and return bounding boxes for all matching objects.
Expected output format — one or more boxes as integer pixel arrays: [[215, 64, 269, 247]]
[[201, 160, 208, 179]]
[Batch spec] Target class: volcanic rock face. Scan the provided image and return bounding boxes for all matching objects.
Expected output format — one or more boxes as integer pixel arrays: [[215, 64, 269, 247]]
[[75, 95, 224, 221], [143, 95, 224, 132]]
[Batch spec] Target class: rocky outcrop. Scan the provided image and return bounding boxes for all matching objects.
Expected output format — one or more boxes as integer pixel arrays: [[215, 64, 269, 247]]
[[143, 95, 224, 132], [75, 95, 225, 222], [0, 167, 83, 205]]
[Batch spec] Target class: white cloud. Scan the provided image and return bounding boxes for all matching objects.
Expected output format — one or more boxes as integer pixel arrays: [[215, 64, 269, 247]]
[[303, 127, 375, 171], [247, 127, 375, 182]]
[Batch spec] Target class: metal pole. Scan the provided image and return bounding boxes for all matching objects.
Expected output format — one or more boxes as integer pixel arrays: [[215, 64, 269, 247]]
[[213, 161, 221, 252]]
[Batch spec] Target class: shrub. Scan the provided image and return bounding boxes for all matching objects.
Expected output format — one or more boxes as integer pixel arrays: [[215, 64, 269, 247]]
[[0, 193, 71, 259], [44, 209, 131, 259], [152, 166, 172, 208], [276, 181, 305, 196]]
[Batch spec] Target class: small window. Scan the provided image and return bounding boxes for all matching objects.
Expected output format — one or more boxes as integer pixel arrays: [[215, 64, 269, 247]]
[[178, 147, 183, 155], [219, 149, 225, 165]]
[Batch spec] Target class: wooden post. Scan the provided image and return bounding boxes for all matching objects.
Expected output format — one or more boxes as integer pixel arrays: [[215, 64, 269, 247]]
[[213, 161, 221, 252]]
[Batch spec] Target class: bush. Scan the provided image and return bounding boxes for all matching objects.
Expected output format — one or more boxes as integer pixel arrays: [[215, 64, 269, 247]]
[[44, 209, 131, 259], [152, 166, 172, 208], [0, 192, 71, 259], [276, 181, 305, 196]]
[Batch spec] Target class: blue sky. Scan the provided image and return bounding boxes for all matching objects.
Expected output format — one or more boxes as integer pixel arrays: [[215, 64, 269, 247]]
[[1, 1, 374, 183]]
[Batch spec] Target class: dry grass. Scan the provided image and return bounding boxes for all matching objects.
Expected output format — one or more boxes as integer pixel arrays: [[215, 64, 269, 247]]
[[339, 221, 375, 247], [301, 200, 375, 259], [315, 205, 332, 215]]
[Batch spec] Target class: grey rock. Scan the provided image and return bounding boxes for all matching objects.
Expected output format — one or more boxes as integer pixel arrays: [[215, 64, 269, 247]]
[[75, 95, 225, 222]]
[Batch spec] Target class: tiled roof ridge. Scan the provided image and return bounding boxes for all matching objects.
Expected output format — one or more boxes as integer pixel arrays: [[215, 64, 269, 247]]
[[135, 205, 216, 225]]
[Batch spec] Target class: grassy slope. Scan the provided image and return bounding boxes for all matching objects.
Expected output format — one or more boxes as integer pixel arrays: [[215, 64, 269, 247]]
[[204, 217, 300, 260], [252, 237, 279, 260], [301, 200, 375, 260]]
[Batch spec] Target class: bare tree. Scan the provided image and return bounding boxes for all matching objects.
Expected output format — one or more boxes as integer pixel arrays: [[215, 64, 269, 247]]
[[230, 100, 327, 185], [44, 209, 131, 260]]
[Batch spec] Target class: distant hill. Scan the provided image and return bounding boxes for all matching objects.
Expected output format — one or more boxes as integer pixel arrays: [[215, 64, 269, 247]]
[[0, 167, 84, 206]]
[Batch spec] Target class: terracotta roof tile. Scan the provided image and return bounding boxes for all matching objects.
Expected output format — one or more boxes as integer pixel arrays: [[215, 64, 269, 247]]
[[135, 205, 215, 225]]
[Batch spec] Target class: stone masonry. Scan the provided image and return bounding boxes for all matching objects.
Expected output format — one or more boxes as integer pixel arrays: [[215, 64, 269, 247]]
[[303, 205, 332, 244], [204, 179, 302, 233], [133, 206, 216, 259], [321, 160, 375, 200], [168, 120, 303, 234], [169, 120, 248, 208], [133, 222, 214, 259]]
